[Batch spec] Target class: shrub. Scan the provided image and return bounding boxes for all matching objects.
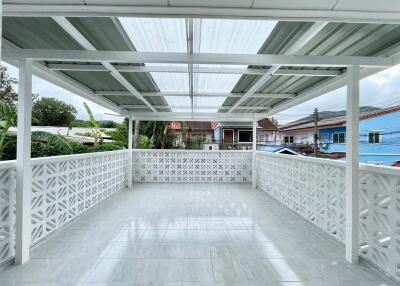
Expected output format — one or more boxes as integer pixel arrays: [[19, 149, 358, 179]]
[[91, 143, 124, 152], [137, 135, 151, 149]]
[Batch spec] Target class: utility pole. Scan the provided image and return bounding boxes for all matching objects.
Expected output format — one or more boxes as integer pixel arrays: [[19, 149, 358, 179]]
[[133, 120, 140, 149], [313, 108, 319, 157]]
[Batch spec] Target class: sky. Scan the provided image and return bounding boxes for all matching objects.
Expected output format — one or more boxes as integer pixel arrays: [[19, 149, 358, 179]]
[[4, 61, 400, 126]]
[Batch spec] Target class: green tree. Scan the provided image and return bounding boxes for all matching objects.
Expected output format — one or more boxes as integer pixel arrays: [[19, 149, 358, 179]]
[[107, 118, 129, 147], [0, 65, 18, 105], [32, 97, 77, 127]]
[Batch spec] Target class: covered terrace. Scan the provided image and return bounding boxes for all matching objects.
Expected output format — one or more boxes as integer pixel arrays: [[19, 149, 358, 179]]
[[1, 0, 400, 285]]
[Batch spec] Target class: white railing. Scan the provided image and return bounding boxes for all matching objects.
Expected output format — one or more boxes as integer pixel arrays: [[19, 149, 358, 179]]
[[1, 148, 399, 282], [0, 150, 128, 265], [30, 150, 128, 244], [0, 161, 16, 265], [132, 149, 252, 183], [256, 151, 400, 281]]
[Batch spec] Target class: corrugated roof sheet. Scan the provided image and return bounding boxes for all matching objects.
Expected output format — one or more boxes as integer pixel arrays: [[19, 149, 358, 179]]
[[4, 17, 400, 115], [223, 21, 400, 113]]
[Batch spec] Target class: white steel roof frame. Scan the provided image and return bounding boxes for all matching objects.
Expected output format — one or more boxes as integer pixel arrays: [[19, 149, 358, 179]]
[[2, 5, 400, 121], [5, 4, 400, 25], [45, 63, 342, 77], [3, 49, 392, 68]]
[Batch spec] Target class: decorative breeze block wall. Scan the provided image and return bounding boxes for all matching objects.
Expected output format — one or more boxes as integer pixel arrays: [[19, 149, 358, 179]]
[[30, 151, 128, 244], [256, 152, 400, 282], [132, 150, 252, 183], [0, 163, 16, 265]]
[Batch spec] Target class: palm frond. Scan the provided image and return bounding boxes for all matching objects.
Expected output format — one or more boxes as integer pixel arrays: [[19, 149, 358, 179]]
[[83, 102, 98, 129]]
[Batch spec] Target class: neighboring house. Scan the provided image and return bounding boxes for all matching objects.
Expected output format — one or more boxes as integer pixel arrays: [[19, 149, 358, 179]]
[[8, 126, 115, 145], [258, 145, 301, 156], [170, 121, 214, 147], [278, 106, 400, 166], [213, 118, 278, 150]]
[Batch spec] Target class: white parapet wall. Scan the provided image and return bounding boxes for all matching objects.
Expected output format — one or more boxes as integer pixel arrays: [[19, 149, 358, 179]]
[[0, 150, 129, 265], [132, 149, 252, 183], [256, 151, 400, 282], [0, 160, 17, 265]]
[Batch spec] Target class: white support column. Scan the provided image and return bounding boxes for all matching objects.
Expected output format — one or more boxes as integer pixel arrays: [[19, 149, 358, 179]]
[[15, 59, 32, 265], [252, 116, 257, 189], [127, 115, 133, 190], [345, 65, 360, 264], [0, 0, 2, 61]]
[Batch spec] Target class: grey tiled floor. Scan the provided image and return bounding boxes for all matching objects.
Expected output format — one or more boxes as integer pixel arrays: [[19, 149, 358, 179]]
[[0, 183, 397, 286]]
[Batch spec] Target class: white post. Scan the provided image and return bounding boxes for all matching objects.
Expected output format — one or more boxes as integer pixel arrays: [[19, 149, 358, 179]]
[[127, 115, 133, 189], [252, 116, 257, 188], [345, 65, 360, 264], [0, 0, 2, 61], [15, 59, 32, 265]]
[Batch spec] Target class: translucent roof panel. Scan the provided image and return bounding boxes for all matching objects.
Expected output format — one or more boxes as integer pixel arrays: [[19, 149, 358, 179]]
[[194, 19, 276, 111], [119, 18, 277, 113], [193, 19, 277, 54], [120, 18, 188, 111], [119, 18, 187, 53]]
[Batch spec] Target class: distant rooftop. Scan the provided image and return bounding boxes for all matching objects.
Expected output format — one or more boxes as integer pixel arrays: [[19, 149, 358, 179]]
[[280, 105, 400, 131]]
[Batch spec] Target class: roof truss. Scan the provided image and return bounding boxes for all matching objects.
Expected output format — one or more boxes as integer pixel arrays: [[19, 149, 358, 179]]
[[4, 4, 400, 24], [3, 49, 392, 68], [45, 63, 342, 77]]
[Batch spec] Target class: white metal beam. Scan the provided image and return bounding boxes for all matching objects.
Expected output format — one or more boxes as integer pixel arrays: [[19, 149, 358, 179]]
[[0, 0, 2, 61], [227, 66, 280, 113], [252, 116, 257, 189], [51, 17, 157, 113], [127, 115, 133, 190], [121, 105, 270, 110], [268, 38, 400, 115], [228, 22, 329, 113], [268, 68, 381, 115], [15, 59, 32, 265], [3, 49, 392, 68], [5, 4, 400, 24], [186, 18, 194, 114], [2, 39, 123, 114], [129, 111, 266, 122], [46, 63, 341, 77], [272, 69, 340, 77], [345, 65, 360, 264], [96, 91, 296, 99]]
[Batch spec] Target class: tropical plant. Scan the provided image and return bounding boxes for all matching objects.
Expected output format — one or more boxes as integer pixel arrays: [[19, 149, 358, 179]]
[[83, 102, 102, 146], [31, 131, 73, 155], [137, 134, 151, 149], [0, 102, 17, 159]]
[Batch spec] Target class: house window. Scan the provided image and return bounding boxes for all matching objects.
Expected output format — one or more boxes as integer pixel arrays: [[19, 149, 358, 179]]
[[238, 130, 252, 143], [368, 131, 382, 144], [332, 132, 345, 143], [284, 136, 294, 144], [257, 134, 265, 142]]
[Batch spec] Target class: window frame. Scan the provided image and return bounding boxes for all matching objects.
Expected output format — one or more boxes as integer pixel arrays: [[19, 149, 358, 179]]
[[332, 132, 346, 144], [238, 129, 253, 143], [284, 136, 294, 144], [368, 130, 383, 144]]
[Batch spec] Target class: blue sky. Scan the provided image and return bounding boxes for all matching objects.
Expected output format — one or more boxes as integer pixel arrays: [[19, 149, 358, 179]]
[[4, 62, 400, 125]]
